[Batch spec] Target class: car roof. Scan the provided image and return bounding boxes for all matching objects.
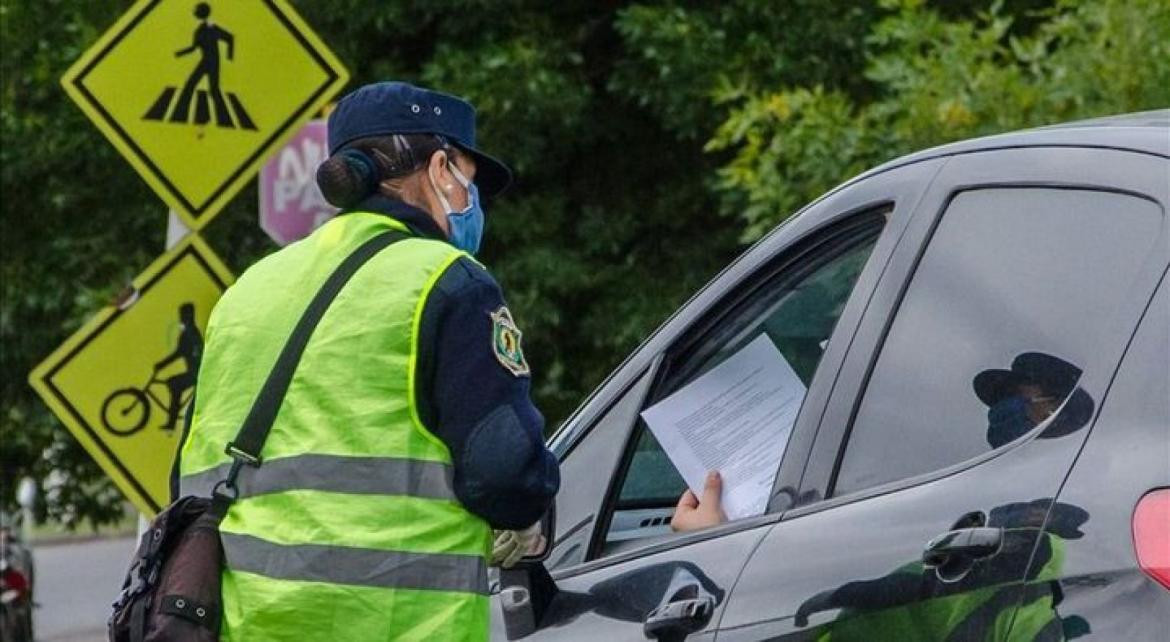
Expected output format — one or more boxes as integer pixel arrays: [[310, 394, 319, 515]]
[[863, 109, 1170, 179]]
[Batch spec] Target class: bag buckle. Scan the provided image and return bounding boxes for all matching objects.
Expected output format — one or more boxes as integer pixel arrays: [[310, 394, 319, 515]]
[[213, 443, 261, 500], [224, 443, 261, 467]]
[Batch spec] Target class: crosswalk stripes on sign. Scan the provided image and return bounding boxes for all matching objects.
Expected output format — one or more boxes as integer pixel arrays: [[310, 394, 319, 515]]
[[144, 87, 256, 129]]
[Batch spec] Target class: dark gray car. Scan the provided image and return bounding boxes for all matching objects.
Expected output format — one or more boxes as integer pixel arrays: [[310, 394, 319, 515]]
[[492, 112, 1170, 641]]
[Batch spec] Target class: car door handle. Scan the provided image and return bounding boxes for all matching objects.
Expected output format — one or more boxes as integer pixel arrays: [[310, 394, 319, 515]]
[[922, 527, 1003, 570], [643, 595, 715, 640]]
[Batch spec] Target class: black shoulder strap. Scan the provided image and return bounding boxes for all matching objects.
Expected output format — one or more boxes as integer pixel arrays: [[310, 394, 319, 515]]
[[216, 230, 406, 497]]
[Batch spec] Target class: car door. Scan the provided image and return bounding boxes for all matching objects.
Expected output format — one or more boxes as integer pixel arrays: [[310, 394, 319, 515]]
[[718, 146, 1170, 641], [490, 160, 945, 641], [1033, 271, 1170, 641]]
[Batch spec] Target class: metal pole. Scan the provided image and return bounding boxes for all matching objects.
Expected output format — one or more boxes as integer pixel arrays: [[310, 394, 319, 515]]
[[165, 210, 191, 249], [138, 210, 191, 537]]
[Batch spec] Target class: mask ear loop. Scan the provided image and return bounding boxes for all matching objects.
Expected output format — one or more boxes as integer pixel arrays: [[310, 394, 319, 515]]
[[424, 136, 464, 214], [448, 164, 471, 189], [431, 136, 471, 192]]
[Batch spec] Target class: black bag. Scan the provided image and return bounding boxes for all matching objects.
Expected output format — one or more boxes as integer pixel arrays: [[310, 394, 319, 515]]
[[109, 231, 405, 642]]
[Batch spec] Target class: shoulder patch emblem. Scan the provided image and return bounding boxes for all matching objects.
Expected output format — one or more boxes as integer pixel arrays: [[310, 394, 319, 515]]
[[491, 306, 530, 377]]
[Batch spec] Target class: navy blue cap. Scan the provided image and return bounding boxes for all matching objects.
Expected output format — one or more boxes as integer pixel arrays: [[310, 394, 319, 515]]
[[327, 82, 513, 197], [973, 352, 1083, 406]]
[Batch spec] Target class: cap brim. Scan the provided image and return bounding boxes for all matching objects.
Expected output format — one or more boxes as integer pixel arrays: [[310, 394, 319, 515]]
[[973, 369, 1025, 406], [459, 146, 512, 198], [1038, 388, 1095, 439]]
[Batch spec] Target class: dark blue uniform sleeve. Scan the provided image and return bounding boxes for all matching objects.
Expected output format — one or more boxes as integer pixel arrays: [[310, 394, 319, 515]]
[[416, 257, 560, 530]]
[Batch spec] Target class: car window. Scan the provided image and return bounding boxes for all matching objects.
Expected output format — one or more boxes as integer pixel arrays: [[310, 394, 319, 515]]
[[600, 213, 887, 555], [545, 369, 656, 571], [832, 188, 1163, 497]]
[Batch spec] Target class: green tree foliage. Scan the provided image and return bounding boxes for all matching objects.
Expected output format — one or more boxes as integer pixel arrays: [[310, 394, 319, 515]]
[[708, 0, 1170, 240], [1, 0, 1166, 525]]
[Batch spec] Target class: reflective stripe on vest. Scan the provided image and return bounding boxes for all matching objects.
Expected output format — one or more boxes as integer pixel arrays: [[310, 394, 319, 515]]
[[179, 454, 456, 501], [221, 532, 488, 594]]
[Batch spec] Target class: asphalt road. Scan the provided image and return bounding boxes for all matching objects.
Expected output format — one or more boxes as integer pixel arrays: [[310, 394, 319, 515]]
[[32, 536, 135, 642]]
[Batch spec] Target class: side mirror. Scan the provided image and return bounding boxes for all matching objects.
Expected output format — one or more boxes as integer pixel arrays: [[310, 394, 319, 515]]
[[497, 502, 558, 640]]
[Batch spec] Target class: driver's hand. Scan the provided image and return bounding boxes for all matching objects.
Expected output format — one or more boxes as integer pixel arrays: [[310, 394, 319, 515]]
[[670, 471, 727, 532]]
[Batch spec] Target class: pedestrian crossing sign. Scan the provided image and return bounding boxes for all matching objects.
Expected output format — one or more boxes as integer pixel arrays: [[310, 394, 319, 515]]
[[28, 235, 234, 516], [61, 0, 349, 230]]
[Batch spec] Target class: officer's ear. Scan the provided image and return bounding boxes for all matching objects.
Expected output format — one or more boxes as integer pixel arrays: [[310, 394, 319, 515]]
[[427, 150, 455, 194]]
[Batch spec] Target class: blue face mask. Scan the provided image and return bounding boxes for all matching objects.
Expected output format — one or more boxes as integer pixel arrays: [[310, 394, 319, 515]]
[[986, 395, 1036, 449], [433, 164, 484, 255]]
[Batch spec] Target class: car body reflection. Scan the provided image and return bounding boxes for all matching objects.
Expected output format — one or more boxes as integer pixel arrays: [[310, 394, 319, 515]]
[[792, 500, 1092, 641]]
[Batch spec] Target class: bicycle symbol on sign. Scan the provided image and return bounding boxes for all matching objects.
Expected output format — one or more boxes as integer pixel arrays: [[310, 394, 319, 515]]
[[101, 303, 203, 436]]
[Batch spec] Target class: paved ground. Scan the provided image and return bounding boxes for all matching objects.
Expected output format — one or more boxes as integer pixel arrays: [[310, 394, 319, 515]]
[[32, 536, 135, 642]]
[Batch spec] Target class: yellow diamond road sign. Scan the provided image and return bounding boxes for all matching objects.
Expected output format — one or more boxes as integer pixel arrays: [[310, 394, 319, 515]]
[[61, 0, 349, 230], [29, 236, 234, 515]]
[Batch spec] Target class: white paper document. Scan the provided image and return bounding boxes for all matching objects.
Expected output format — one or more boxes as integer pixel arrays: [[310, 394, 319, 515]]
[[641, 335, 806, 521]]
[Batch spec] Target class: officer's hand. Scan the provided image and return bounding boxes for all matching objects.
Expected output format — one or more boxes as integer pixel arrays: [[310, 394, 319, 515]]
[[670, 471, 726, 532], [490, 530, 519, 568], [490, 522, 544, 569], [794, 588, 835, 628]]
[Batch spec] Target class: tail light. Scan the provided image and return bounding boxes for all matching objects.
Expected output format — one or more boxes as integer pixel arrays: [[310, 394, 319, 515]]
[[1133, 488, 1170, 590], [0, 567, 30, 596]]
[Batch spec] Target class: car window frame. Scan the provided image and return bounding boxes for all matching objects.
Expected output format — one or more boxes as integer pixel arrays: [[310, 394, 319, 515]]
[[542, 363, 660, 572], [589, 213, 888, 554], [546, 158, 947, 580], [577, 204, 920, 567], [791, 148, 1170, 520], [602, 226, 890, 513], [545, 160, 946, 462]]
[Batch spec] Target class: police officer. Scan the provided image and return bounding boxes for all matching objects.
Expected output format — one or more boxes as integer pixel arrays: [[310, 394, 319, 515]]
[[176, 82, 559, 641]]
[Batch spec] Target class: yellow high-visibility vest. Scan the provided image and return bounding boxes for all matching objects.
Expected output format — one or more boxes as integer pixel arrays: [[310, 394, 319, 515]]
[[180, 212, 491, 641]]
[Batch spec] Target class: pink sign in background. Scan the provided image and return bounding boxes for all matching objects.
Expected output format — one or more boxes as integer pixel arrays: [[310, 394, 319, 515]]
[[259, 119, 337, 246]]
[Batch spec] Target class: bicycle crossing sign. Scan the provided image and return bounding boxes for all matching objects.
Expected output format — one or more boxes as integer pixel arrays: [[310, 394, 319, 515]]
[[28, 236, 234, 515], [60, 0, 349, 230]]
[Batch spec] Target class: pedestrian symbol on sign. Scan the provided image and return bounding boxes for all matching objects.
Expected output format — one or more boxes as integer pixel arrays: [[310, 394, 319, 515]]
[[143, 2, 256, 130], [61, 0, 349, 229]]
